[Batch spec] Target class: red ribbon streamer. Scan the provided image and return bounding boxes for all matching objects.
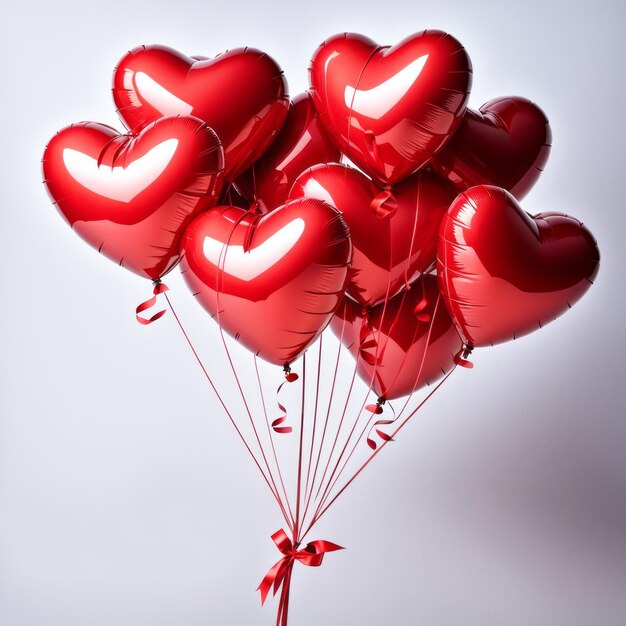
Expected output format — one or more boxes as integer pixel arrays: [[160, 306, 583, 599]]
[[272, 370, 299, 434], [258, 529, 343, 625], [136, 282, 169, 325]]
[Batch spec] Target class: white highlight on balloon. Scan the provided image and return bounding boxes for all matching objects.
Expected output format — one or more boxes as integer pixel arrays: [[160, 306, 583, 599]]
[[203, 218, 306, 281], [62, 139, 179, 203], [301, 178, 335, 205], [344, 54, 429, 119], [134, 72, 194, 116]]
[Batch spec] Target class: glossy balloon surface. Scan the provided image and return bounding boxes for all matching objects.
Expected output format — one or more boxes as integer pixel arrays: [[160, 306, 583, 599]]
[[43, 115, 224, 280], [309, 31, 472, 185], [235, 92, 341, 211], [180, 199, 352, 365], [437, 185, 600, 347], [113, 44, 289, 180], [430, 96, 551, 200], [331, 275, 461, 400], [290, 163, 454, 307]]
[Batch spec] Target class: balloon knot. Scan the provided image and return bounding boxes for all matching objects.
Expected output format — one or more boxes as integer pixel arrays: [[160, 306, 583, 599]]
[[366, 397, 385, 414], [454, 345, 474, 369], [283, 364, 299, 382]]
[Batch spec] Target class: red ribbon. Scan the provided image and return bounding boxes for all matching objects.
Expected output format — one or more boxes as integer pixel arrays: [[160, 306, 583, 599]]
[[454, 345, 474, 369], [370, 186, 398, 218], [136, 281, 169, 325], [271, 368, 299, 434], [258, 529, 343, 625]]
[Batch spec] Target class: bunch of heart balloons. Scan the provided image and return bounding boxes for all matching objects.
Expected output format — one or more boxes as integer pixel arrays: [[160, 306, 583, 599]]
[[42, 30, 600, 625]]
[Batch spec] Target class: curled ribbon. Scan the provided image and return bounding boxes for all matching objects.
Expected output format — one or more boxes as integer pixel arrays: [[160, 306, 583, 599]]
[[258, 529, 343, 625], [136, 281, 169, 325], [366, 398, 397, 449], [272, 367, 299, 434], [370, 185, 398, 218], [359, 315, 382, 367]]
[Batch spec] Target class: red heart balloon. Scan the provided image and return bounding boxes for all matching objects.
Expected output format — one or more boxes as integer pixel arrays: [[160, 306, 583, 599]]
[[235, 92, 342, 211], [331, 275, 461, 401], [42, 116, 224, 280], [113, 44, 289, 180], [309, 31, 472, 185], [290, 163, 455, 307], [180, 199, 352, 366], [437, 185, 600, 347], [430, 96, 552, 200]]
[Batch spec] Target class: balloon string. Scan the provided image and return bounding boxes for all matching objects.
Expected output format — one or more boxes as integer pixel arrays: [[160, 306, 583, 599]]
[[312, 260, 399, 508], [362, 183, 436, 426], [376, 293, 444, 432], [404, 172, 423, 286], [254, 355, 296, 529], [276, 560, 294, 626], [301, 368, 456, 542], [315, 294, 443, 518], [309, 246, 405, 522], [312, 352, 360, 503], [214, 211, 294, 530], [293, 353, 307, 541], [310, 354, 366, 511], [313, 44, 406, 531], [377, 290, 440, 411], [217, 330, 293, 530], [322, 292, 437, 510], [327, 43, 423, 520], [251, 160, 259, 209], [302, 335, 323, 517], [307, 186, 433, 531], [162, 291, 292, 529], [300, 316, 346, 529]]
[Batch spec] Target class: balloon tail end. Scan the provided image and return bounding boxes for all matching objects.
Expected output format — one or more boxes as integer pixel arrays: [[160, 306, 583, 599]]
[[454, 345, 474, 369]]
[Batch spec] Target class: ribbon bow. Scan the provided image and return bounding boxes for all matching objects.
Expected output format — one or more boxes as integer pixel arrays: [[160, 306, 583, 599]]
[[258, 529, 343, 624]]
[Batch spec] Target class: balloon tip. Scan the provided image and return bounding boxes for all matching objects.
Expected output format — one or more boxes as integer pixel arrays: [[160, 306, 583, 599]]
[[283, 364, 299, 382], [366, 397, 385, 414], [454, 345, 474, 368]]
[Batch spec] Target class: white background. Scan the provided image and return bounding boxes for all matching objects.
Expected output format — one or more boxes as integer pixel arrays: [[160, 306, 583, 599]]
[[1, 1, 625, 624]]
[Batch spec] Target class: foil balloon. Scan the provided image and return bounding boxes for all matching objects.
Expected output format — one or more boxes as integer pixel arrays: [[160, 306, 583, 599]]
[[290, 163, 455, 307], [112, 44, 289, 181], [180, 199, 352, 366], [235, 92, 342, 211], [331, 275, 462, 401], [437, 185, 600, 347], [430, 96, 551, 200], [42, 116, 224, 280], [309, 31, 472, 185]]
